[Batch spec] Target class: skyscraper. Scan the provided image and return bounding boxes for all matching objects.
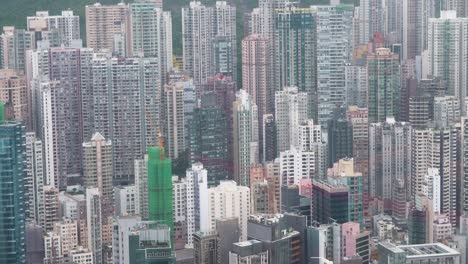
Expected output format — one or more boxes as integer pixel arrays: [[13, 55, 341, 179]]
[[276, 6, 317, 119], [147, 146, 173, 232], [312, 5, 353, 126], [274, 87, 308, 154], [86, 188, 102, 264], [85, 3, 129, 52], [82, 133, 113, 217], [367, 48, 401, 123], [233, 90, 259, 187], [129, 1, 172, 80], [185, 163, 209, 245], [190, 94, 229, 187], [369, 118, 412, 210], [428, 11, 468, 113], [163, 81, 186, 159], [0, 27, 34, 72], [24, 132, 44, 223], [0, 105, 26, 264], [82, 56, 161, 185]]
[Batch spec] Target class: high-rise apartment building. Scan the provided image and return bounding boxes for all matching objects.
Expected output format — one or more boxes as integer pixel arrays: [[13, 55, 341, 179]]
[[82, 133, 113, 218], [0, 109, 26, 264], [129, 2, 172, 80], [312, 5, 354, 126], [369, 118, 412, 208], [276, 6, 317, 119], [0, 27, 34, 72], [275, 87, 308, 154], [298, 119, 328, 178], [183, 1, 236, 84], [86, 188, 102, 264], [207, 181, 250, 241], [412, 127, 458, 226], [27, 11, 81, 47], [42, 185, 59, 233], [367, 48, 401, 123], [279, 148, 315, 187], [82, 56, 161, 185], [85, 3, 129, 52], [233, 90, 259, 187], [428, 11, 468, 113], [25, 132, 44, 223], [0, 70, 28, 125], [163, 81, 185, 159], [147, 146, 173, 234], [185, 163, 209, 245]]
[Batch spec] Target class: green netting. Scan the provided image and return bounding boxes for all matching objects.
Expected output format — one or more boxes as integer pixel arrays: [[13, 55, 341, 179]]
[[0, 102, 4, 123], [147, 146, 173, 232]]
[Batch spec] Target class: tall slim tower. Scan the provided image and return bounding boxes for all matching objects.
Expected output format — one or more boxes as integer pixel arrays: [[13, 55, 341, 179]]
[[367, 48, 401, 123], [0, 103, 26, 264], [428, 11, 468, 113], [163, 81, 185, 159], [233, 90, 259, 187], [86, 188, 102, 264], [25, 132, 44, 224], [147, 145, 173, 233], [276, 6, 317, 119], [312, 5, 354, 126]]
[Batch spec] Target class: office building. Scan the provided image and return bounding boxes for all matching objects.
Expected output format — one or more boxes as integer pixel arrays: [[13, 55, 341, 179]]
[[233, 90, 259, 187], [229, 240, 268, 264], [247, 214, 302, 264], [262, 114, 276, 162], [216, 217, 240, 264], [378, 242, 461, 264], [367, 48, 401, 122], [0, 108, 26, 263], [128, 222, 176, 264], [85, 3, 129, 52], [329, 158, 364, 224], [327, 117, 353, 167], [190, 94, 229, 186], [193, 231, 218, 264], [207, 181, 250, 241], [27, 11, 81, 47], [312, 179, 349, 224]]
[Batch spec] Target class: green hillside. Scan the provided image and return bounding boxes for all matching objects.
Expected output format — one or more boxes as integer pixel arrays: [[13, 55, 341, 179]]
[[0, 0, 356, 55]]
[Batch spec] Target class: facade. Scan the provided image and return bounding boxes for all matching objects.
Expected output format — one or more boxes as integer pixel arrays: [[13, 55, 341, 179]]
[[128, 223, 176, 264], [42, 186, 59, 233], [193, 231, 218, 264], [312, 179, 349, 224], [86, 188, 102, 264], [0, 70, 28, 127], [275, 87, 308, 154], [0, 113, 26, 264], [25, 132, 44, 223], [0, 27, 34, 72], [185, 163, 209, 245], [369, 118, 412, 206], [233, 90, 259, 187], [27, 11, 81, 47], [276, 6, 317, 119], [82, 133, 113, 214], [207, 181, 250, 241], [147, 146, 173, 232], [279, 148, 315, 187], [129, 2, 172, 80], [114, 185, 139, 217], [428, 11, 468, 114], [378, 242, 461, 264], [229, 240, 268, 264], [85, 3, 129, 52], [367, 48, 401, 123], [163, 81, 185, 159], [312, 5, 354, 126]]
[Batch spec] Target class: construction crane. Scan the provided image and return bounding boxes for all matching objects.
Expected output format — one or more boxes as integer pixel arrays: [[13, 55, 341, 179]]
[[146, 110, 165, 160]]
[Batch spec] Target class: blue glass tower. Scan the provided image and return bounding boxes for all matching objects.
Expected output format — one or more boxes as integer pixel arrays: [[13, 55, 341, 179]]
[[0, 103, 26, 263]]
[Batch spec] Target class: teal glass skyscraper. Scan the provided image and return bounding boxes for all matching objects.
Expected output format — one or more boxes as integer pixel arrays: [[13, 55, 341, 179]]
[[0, 103, 26, 264]]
